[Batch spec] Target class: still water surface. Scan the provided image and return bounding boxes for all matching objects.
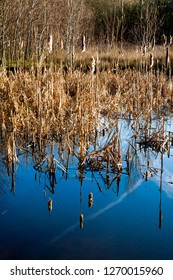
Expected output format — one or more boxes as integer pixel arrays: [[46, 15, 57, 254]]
[[1, 118, 173, 260]]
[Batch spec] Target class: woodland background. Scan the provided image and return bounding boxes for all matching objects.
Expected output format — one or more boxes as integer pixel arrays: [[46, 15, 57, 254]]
[[0, 0, 173, 65]]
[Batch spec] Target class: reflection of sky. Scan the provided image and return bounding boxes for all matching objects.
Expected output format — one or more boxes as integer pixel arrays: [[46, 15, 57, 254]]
[[158, 154, 173, 199], [1, 147, 173, 260], [1, 117, 173, 259], [51, 178, 143, 242], [98, 116, 173, 200], [97, 117, 133, 151]]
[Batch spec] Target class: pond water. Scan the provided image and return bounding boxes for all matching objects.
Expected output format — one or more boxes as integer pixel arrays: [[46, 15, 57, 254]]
[[1, 117, 173, 260]]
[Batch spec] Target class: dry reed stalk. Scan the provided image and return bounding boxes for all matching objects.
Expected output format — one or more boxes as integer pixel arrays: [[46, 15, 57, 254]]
[[1, 58, 173, 176], [1, 111, 6, 138]]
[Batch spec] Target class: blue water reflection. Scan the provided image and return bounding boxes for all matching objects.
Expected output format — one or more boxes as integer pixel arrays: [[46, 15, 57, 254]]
[[1, 118, 173, 260]]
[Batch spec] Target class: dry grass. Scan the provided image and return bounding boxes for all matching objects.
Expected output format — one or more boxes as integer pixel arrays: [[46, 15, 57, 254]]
[[0, 44, 173, 186]]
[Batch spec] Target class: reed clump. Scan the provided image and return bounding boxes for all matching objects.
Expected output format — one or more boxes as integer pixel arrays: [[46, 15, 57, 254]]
[[0, 46, 173, 185]]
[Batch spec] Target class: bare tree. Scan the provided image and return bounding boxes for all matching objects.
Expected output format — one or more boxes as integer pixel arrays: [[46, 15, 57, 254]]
[[132, 0, 162, 50], [0, 0, 12, 64]]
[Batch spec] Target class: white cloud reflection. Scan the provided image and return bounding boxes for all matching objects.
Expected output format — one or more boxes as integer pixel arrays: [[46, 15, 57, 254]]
[[51, 179, 142, 242]]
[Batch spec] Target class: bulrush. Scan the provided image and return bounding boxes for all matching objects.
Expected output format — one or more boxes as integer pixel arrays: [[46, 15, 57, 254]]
[[80, 214, 84, 229], [88, 192, 93, 208], [1, 111, 6, 137], [48, 198, 53, 213], [48, 34, 53, 54]]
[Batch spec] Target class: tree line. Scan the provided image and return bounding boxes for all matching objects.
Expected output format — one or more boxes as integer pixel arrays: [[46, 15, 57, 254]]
[[0, 0, 173, 64]]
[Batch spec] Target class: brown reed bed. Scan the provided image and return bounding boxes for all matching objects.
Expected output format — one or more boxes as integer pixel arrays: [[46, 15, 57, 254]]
[[1, 61, 173, 186]]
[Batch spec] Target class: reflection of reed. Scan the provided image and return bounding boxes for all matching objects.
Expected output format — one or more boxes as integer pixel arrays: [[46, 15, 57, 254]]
[[2, 128, 19, 195], [48, 198, 53, 213], [159, 150, 163, 229], [80, 214, 84, 230], [1, 68, 173, 221], [88, 192, 93, 208], [51, 179, 143, 242], [79, 173, 84, 229]]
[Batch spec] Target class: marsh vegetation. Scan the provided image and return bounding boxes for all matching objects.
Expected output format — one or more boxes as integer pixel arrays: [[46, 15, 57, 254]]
[[1, 0, 173, 260]]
